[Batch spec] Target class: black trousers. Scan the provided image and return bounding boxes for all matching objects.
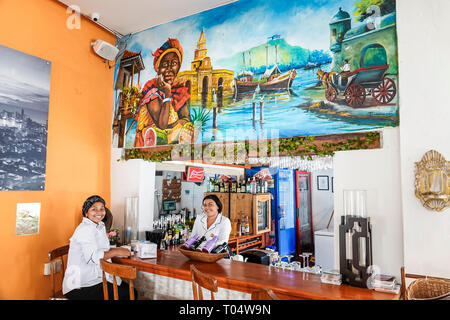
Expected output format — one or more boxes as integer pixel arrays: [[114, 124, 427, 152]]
[[65, 281, 137, 300]]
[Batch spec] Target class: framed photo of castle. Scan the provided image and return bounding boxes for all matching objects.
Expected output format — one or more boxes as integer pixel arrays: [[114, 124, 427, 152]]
[[112, 0, 398, 152], [0, 45, 51, 191]]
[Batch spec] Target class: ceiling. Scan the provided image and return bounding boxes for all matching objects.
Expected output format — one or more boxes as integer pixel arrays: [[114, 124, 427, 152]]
[[58, 0, 237, 37]]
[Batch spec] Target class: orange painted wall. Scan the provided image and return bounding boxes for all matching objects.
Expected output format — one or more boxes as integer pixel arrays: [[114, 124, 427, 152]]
[[0, 0, 115, 299]]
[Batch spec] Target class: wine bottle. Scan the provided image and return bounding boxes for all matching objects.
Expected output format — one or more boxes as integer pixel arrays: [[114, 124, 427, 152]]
[[190, 236, 206, 251], [244, 216, 250, 234], [211, 242, 228, 254], [202, 235, 219, 253], [246, 178, 252, 193], [181, 233, 199, 250]]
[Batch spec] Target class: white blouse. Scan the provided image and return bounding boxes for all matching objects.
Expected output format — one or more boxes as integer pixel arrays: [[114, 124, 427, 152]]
[[191, 213, 232, 250], [62, 218, 120, 295]]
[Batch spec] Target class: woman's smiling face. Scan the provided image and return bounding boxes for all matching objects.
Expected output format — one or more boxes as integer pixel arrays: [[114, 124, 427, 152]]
[[202, 198, 219, 219], [86, 201, 106, 224]]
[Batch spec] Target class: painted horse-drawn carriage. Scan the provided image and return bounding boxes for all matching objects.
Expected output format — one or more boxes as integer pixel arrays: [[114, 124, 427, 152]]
[[325, 64, 397, 107]]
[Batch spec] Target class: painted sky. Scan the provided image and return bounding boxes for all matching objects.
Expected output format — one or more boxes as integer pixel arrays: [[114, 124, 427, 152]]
[[125, 0, 357, 83]]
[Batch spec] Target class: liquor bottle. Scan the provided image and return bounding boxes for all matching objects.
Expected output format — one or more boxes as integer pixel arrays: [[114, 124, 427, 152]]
[[241, 179, 246, 193], [214, 179, 219, 192], [224, 179, 229, 193], [202, 235, 219, 253], [253, 178, 257, 194], [236, 219, 241, 237], [244, 216, 250, 234], [231, 179, 236, 193], [240, 216, 247, 235], [190, 236, 207, 251], [236, 179, 241, 193], [219, 181, 224, 193], [256, 178, 261, 193], [181, 233, 199, 249], [246, 178, 252, 193]]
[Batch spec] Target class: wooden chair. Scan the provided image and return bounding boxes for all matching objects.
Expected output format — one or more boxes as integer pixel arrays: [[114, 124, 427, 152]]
[[190, 264, 218, 300], [100, 259, 137, 300], [401, 266, 450, 300], [251, 288, 280, 300], [48, 244, 70, 299]]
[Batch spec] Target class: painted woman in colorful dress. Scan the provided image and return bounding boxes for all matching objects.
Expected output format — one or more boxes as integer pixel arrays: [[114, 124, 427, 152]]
[[134, 38, 197, 147]]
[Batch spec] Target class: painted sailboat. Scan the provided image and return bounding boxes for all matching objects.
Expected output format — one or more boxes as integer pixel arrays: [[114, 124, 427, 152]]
[[259, 37, 297, 92], [233, 51, 259, 94]]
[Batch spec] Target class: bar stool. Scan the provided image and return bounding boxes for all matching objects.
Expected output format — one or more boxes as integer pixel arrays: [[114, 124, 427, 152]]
[[100, 259, 137, 300], [251, 288, 280, 300], [190, 264, 218, 300]]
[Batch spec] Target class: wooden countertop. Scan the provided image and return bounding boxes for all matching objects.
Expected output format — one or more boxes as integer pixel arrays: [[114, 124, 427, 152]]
[[113, 247, 399, 300]]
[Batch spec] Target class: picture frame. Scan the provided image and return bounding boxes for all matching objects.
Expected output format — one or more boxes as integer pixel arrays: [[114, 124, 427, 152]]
[[317, 175, 329, 191], [331, 177, 334, 193]]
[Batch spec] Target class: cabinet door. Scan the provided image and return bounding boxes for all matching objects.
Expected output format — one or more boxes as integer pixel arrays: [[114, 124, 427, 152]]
[[253, 194, 271, 234], [229, 193, 253, 233]]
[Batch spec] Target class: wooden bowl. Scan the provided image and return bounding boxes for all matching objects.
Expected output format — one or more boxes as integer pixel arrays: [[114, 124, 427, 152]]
[[178, 248, 227, 263]]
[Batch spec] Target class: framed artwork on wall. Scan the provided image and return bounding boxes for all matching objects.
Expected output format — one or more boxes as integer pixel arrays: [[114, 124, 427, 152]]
[[331, 177, 334, 193], [0, 45, 51, 191], [317, 175, 329, 191]]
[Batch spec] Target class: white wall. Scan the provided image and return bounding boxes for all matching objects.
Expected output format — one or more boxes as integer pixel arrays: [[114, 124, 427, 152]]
[[333, 128, 404, 278], [110, 148, 155, 240], [311, 169, 334, 231], [397, 0, 450, 278]]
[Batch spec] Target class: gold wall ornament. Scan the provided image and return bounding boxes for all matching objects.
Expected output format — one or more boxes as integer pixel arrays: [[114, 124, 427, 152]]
[[414, 150, 449, 211]]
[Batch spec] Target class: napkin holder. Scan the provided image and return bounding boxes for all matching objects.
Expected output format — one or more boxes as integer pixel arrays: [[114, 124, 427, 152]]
[[137, 242, 157, 259]]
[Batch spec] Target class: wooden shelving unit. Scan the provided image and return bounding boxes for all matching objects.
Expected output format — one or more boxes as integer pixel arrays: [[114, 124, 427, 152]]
[[228, 232, 268, 255]]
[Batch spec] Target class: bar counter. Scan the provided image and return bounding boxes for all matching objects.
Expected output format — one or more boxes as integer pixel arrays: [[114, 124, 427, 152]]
[[113, 247, 399, 300]]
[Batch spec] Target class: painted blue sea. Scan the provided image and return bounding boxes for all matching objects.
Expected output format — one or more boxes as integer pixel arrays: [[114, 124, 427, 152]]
[[190, 64, 398, 143]]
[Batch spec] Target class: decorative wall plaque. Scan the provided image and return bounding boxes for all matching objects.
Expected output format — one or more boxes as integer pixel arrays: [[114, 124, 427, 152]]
[[162, 178, 182, 202], [414, 150, 449, 212]]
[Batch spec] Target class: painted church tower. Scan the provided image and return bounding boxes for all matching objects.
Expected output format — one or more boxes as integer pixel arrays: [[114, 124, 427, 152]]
[[191, 29, 212, 71]]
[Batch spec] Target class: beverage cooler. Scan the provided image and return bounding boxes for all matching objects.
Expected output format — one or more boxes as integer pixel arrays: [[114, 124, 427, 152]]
[[295, 171, 314, 255], [247, 167, 296, 256]]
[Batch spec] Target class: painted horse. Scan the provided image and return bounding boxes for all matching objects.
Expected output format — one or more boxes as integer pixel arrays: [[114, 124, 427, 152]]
[[317, 69, 336, 89]]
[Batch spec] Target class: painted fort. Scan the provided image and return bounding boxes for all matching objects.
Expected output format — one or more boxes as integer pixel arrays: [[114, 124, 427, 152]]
[[329, 7, 398, 74], [177, 29, 234, 103]]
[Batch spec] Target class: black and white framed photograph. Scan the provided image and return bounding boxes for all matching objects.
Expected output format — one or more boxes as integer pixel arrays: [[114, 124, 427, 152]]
[[317, 175, 329, 191], [0, 45, 51, 191]]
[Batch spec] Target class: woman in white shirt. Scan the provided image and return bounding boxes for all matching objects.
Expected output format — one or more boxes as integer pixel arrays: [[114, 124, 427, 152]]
[[191, 195, 232, 250], [62, 195, 133, 300]]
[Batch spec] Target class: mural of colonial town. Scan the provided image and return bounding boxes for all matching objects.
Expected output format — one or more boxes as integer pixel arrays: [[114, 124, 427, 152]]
[[0, 45, 51, 191], [112, 0, 398, 149]]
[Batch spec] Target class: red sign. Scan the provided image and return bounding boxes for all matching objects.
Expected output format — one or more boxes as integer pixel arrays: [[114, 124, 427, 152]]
[[186, 167, 204, 182]]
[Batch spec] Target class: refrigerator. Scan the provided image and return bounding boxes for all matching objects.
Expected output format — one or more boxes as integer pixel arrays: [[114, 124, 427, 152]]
[[247, 167, 297, 257], [295, 171, 314, 256]]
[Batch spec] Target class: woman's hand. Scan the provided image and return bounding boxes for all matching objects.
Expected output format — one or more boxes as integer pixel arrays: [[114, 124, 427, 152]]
[[157, 74, 172, 98], [104, 247, 131, 260]]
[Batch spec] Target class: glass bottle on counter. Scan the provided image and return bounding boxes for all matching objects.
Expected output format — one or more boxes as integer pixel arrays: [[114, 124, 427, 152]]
[[214, 180, 220, 192], [202, 235, 219, 253], [231, 179, 236, 193], [256, 178, 261, 193], [236, 219, 241, 237], [243, 215, 250, 234]]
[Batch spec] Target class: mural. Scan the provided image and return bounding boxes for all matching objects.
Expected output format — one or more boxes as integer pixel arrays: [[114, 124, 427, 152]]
[[0, 45, 51, 191], [112, 0, 398, 149]]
